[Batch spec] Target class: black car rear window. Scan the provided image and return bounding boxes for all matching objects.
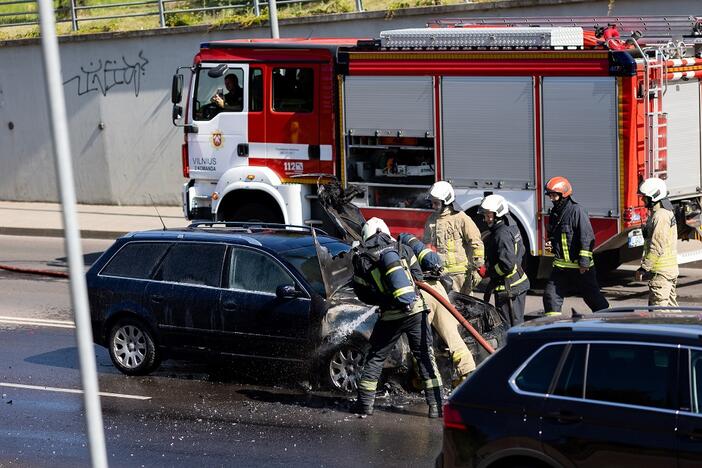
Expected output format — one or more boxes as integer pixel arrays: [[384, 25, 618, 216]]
[[585, 343, 677, 410], [156, 243, 226, 288], [514, 344, 566, 394], [101, 242, 170, 279]]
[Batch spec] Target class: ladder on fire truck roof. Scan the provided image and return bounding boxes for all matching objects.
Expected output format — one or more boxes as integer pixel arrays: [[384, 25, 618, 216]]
[[428, 16, 702, 47]]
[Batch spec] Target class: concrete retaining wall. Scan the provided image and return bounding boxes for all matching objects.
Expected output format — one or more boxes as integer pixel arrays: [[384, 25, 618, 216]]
[[0, 0, 699, 204]]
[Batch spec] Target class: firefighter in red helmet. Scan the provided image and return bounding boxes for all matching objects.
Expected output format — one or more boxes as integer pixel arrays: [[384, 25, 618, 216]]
[[543, 176, 609, 316]]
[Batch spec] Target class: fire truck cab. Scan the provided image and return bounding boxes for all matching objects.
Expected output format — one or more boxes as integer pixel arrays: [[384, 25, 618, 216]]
[[171, 16, 702, 272]]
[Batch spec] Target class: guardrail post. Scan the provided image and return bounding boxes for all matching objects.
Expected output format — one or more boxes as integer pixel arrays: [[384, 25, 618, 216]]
[[355, 0, 363, 11], [70, 0, 78, 30], [253, 0, 260, 17], [158, 0, 165, 27]]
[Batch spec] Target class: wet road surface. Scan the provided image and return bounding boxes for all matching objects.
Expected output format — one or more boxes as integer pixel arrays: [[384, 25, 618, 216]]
[[0, 324, 442, 467]]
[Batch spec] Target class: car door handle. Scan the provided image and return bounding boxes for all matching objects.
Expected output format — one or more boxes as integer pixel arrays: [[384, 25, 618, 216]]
[[222, 302, 238, 312], [150, 294, 164, 304], [545, 410, 582, 425]]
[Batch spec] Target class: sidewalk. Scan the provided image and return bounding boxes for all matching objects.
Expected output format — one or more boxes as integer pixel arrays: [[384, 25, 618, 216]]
[[0, 201, 187, 240]]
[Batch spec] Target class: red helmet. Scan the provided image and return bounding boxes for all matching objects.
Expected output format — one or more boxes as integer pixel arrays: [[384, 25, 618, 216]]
[[545, 176, 573, 198], [546, 176, 573, 197]]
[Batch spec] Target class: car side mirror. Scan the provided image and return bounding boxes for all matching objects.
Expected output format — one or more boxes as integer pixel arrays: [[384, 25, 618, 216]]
[[171, 73, 183, 104], [276, 284, 303, 299]]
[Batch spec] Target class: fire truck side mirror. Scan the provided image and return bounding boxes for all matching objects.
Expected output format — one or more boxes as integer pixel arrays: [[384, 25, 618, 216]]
[[171, 74, 183, 104], [172, 105, 183, 122]]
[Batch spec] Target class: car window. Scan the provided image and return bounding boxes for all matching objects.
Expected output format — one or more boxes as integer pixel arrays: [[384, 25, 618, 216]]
[[690, 349, 702, 413], [229, 248, 295, 294], [514, 344, 566, 394], [279, 241, 352, 297], [585, 343, 677, 410], [156, 243, 226, 287], [101, 242, 170, 279], [553, 344, 587, 398]]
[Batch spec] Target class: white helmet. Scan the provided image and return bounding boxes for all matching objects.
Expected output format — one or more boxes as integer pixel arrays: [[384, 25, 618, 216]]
[[639, 177, 668, 203], [429, 181, 455, 205], [479, 194, 509, 218], [361, 217, 391, 241]]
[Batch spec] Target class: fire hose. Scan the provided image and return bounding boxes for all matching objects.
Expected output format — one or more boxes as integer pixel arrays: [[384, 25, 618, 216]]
[[416, 281, 496, 354]]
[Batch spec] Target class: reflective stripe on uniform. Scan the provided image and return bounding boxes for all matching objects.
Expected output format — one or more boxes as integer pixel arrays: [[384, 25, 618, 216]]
[[385, 266, 403, 276], [579, 250, 593, 258], [358, 379, 378, 392], [553, 259, 580, 269], [444, 263, 468, 274], [418, 248, 432, 262], [544, 311, 562, 316], [452, 349, 470, 364], [370, 269, 385, 292], [424, 378, 442, 389], [393, 286, 415, 298], [561, 233, 571, 263], [495, 263, 506, 276]]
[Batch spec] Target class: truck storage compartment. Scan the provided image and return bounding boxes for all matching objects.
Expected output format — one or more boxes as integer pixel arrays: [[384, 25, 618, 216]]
[[665, 79, 702, 198], [441, 76, 535, 190], [542, 76, 619, 217]]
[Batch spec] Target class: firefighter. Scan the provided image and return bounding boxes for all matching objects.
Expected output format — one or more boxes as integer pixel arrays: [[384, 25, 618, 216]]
[[352, 218, 443, 418], [398, 233, 476, 386], [423, 181, 485, 295], [635, 177, 679, 306], [543, 176, 609, 316], [478, 195, 530, 327]]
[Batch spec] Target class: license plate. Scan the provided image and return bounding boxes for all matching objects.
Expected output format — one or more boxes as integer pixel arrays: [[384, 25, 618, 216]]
[[628, 229, 644, 248]]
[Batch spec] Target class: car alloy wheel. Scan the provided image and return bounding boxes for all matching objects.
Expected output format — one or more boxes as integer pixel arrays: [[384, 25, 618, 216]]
[[108, 318, 159, 375], [113, 324, 147, 369], [328, 343, 365, 393]]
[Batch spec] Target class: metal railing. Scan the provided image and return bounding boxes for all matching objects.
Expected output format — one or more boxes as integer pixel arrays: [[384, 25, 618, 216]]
[[0, 0, 364, 30]]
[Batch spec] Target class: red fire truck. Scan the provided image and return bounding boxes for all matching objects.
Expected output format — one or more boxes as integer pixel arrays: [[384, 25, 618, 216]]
[[171, 15, 702, 271]]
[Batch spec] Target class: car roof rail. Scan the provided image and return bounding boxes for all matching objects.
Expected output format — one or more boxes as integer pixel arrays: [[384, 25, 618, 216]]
[[187, 221, 329, 236]]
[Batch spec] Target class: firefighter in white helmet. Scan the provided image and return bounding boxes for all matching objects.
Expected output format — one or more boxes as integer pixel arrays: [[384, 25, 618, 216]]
[[353, 217, 443, 418], [423, 181, 485, 295], [479, 194, 530, 327], [635, 177, 679, 306]]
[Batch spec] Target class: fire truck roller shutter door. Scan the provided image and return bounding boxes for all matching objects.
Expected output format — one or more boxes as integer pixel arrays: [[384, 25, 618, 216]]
[[665, 79, 702, 198], [542, 77, 619, 218], [441, 77, 535, 190]]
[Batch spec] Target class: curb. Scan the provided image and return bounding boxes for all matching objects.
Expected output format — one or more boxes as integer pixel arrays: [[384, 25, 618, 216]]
[[0, 227, 127, 240], [0, 264, 69, 279]]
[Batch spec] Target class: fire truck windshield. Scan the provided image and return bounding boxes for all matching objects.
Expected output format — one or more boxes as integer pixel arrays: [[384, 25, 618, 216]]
[[192, 67, 244, 121]]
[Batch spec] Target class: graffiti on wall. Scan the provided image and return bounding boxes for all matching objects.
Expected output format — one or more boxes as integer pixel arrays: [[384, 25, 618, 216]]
[[63, 50, 149, 97]]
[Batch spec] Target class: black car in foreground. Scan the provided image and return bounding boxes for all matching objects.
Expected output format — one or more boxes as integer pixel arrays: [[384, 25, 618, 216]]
[[437, 308, 702, 468], [87, 222, 505, 392]]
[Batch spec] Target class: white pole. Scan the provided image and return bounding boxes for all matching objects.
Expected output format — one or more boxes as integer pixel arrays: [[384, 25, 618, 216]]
[[36, 1, 108, 467], [268, 0, 279, 39]]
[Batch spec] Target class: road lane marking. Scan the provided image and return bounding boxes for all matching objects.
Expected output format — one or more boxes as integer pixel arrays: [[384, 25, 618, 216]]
[[0, 382, 151, 400], [0, 316, 75, 329]]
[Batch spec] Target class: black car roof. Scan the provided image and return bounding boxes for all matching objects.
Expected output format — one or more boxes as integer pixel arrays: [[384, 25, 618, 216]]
[[510, 308, 702, 342], [122, 227, 345, 252]]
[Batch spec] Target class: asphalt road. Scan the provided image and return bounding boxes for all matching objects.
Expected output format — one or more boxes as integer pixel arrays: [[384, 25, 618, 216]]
[[1, 234, 702, 467], [0, 235, 442, 467]]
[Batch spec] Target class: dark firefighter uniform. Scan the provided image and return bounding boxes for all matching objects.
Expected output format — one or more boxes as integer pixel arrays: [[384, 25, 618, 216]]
[[484, 215, 530, 327], [543, 198, 609, 315], [398, 233, 476, 380], [352, 232, 443, 417]]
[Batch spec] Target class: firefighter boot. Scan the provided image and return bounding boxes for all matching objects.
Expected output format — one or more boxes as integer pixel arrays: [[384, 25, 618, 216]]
[[354, 390, 375, 416], [427, 387, 444, 418]]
